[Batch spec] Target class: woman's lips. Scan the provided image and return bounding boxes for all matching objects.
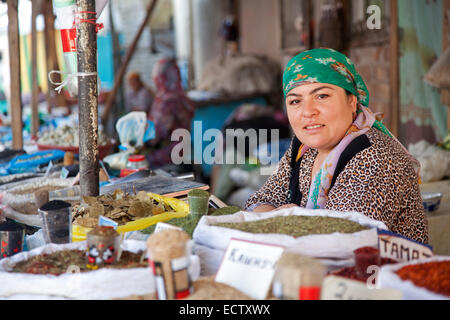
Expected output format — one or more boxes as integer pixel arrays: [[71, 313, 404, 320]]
[[304, 124, 325, 132]]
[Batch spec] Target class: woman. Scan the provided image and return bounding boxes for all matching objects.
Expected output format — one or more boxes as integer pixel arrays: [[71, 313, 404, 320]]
[[245, 48, 428, 244], [145, 58, 195, 168], [125, 72, 154, 113]]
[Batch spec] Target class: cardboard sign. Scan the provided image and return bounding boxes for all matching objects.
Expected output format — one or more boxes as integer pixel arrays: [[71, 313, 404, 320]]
[[215, 238, 285, 300], [154, 222, 183, 233], [98, 215, 118, 230], [377, 230, 433, 262], [321, 275, 403, 300]]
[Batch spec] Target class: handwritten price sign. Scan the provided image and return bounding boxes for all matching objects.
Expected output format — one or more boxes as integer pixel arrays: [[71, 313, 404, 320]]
[[321, 276, 402, 300]]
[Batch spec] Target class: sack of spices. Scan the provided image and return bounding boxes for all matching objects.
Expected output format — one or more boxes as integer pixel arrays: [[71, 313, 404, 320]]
[[147, 229, 193, 300], [0, 239, 201, 299], [378, 256, 450, 300], [192, 207, 388, 275]]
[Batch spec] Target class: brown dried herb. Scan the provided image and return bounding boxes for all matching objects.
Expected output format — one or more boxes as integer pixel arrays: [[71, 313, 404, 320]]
[[72, 189, 174, 227], [213, 215, 369, 237], [11, 250, 147, 275]]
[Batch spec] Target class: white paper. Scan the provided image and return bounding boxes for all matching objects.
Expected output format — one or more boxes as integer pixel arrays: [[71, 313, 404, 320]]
[[215, 239, 284, 300]]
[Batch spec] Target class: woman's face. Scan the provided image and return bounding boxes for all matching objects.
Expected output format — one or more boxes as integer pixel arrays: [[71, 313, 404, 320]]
[[285, 82, 357, 154]]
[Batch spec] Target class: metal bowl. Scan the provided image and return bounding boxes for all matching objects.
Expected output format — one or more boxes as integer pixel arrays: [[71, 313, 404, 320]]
[[421, 192, 443, 213]]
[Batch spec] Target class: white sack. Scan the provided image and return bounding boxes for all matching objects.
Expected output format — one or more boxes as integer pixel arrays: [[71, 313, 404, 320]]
[[0, 240, 200, 300], [193, 207, 387, 275]]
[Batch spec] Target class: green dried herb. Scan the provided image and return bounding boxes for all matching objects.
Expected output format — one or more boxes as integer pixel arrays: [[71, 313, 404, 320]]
[[188, 189, 210, 197], [210, 206, 242, 216], [142, 214, 201, 237], [213, 215, 368, 237]]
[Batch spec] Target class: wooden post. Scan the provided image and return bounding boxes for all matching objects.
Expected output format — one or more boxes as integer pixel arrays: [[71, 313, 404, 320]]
[[77, 0, 99, 197], [108, 0, 125, 123], [389, 0, 399, 138], [7, 0, 23, 150], [101, 0, 158, 127], [31, 0, 40, 138], [43, 0, 60, 114], [443, 0, 449, 130]]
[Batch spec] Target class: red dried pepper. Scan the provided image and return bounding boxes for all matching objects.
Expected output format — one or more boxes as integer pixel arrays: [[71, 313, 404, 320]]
[[395, 261, 450, 296]]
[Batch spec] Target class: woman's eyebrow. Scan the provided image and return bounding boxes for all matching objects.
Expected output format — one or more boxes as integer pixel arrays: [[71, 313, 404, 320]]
[[287, 86, 334, 98], [308, 86, 333, 95]]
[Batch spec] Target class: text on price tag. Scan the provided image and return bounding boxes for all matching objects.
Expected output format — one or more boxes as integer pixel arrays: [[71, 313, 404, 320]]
[[215, 238, 285, 300], [377, 230, 433, 262], [321, 275, 403, 300]]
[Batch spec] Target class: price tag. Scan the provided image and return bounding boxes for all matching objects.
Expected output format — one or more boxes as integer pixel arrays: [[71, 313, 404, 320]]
[[60, 167, 70, 179], [154, 222, 183, 233], [377, 230, 433, 262], [98, 215, 118, 230], [215, 238, 285, 300], [321, 275, 403, 300]]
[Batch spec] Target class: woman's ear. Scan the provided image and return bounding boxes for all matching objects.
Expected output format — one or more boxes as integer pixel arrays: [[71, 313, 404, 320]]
[[348, 93, 358, 113]]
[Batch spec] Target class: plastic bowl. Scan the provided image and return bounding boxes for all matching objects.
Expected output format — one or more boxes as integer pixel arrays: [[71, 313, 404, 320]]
[[421, 192, 443, 213]]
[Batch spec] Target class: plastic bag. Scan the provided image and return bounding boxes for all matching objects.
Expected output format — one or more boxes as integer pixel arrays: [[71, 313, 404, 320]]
[[115, 112, 155, 150], [72, 192, 189, 241]]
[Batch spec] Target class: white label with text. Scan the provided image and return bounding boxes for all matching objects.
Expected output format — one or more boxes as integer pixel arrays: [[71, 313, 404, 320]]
[[321, 275, 402, 300], [377, 230, 433, 262], [215, 238, 284, 300]]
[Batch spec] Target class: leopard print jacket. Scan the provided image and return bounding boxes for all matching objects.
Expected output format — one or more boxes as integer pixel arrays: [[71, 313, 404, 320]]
[[245, 128, 429, 244]]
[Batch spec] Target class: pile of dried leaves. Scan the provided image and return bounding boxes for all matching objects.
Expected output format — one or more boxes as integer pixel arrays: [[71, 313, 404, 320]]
[[72, 189, 173, 228]]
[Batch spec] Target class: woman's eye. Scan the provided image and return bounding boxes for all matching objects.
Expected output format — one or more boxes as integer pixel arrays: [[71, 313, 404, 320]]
[[317, 94, 329, 100], [288, 99, 301, 106]]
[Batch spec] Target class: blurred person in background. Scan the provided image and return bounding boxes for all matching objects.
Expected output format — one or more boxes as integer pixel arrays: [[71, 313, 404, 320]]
[[125, 71, 154, 113], [144, 58, 195, 168]]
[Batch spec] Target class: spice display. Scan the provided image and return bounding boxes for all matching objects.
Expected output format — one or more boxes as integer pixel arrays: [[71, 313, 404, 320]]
[[188, 189, 210, 216], [147, 229, 192, 300], [10, 185, 66, 196], [395, 261, 450, 296], [8, 199, 79, 216], [213, 215, 369, 237], [143, 213, 201, 237], [272, 251, 325, 300], [34, 190, 50, 209], [116, 276, 255, 300], [186, 276, 253, 300], [354, 246, 381, 278], [86, 226, 120, 269], [72, 189, 172, 228], [0, 220, 25, 259], [39, 200, 72, 244], [11, 249, 147, 275], [210, 206, 242, 216], [330, 257, 398, 282], [37, 124, 111, 147]]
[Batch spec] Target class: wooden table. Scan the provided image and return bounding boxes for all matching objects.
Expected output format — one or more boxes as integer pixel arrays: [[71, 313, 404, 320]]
[[420, 179, 450, 255]]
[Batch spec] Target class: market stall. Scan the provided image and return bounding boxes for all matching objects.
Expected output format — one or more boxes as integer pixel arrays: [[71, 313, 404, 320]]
[[0, 0, 448, 304]]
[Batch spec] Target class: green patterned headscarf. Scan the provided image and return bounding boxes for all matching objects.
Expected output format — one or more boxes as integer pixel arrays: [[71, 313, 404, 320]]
[[283, 47, 391, 136]]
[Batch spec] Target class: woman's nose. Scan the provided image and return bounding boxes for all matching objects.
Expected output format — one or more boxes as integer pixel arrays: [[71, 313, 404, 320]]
[[302, 98, 318, 118]]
